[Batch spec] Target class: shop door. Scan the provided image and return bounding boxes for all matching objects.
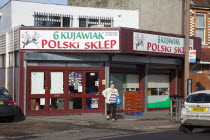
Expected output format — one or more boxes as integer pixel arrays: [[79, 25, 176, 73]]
[[27, 67, 105, 115], [68, 70, 104, 113]]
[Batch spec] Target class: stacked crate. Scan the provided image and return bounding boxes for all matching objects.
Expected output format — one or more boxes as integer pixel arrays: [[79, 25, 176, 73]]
[[124, 91, 144, 115]]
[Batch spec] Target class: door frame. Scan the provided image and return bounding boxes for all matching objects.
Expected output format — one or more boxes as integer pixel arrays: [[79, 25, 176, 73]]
[[26, 66, 105, 115]]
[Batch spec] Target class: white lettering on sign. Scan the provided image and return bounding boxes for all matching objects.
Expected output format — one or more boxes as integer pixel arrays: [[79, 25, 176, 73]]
[[133, 32, 194, 54], [20, 30, 119, 50]]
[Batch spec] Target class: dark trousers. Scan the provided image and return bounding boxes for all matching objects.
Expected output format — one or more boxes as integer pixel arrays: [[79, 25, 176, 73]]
[[107, 103, 117, 119]]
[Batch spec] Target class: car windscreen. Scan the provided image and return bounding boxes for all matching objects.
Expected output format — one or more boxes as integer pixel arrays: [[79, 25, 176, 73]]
[[186, 94, 210, 103], [0, 88, 10, 96]]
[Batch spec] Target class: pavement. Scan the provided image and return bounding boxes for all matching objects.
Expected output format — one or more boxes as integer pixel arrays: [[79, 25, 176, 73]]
[[28, 110, 180, 130], [0, 110, 183, 140]]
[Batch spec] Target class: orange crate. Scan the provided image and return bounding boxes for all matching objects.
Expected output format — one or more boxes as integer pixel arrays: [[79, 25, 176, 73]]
[[125, 111, 135, 114]]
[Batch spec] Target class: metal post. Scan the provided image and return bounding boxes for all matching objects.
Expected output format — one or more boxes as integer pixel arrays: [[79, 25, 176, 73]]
[[105, 61, 110, 115], [184, 0, 190, 98], [170, 99, 173, 122], [13, 27, 15, 100], [175, 67, 178, 94], [24, 60, 27, 116], [144, 64, 148, 112]]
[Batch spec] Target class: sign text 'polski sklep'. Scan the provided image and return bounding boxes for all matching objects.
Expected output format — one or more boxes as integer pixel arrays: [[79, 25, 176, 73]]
[[20, 30, 119, 50], [133, 32, 194, 54]]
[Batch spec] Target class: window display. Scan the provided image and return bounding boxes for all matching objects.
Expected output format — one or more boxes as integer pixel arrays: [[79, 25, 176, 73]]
[[86, 72, 98, 94], [69, 72, 83, 94]]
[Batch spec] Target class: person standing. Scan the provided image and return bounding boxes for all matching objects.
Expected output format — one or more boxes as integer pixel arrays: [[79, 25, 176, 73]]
[[102, 83, 119, 122]]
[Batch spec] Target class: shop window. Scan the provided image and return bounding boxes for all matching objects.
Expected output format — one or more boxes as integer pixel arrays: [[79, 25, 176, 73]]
[[86, 72, 98, 94], [196, 13, 206, 43], [0, 55, 3, 68], [69, 98, 82, 109], [148, 88, 169, 96], [125, 74, 140, 91], [69, 72, 83, 94], [9, 52, 19, 67], [34, 12, 73, 27], [31, 72, 45, 94], [50, 72, 64, 94], [159, 88, 169, 95], [79, 16, 113, 27], [9, 53, 13, 67], [86, 98, 98, 109], [148, 88, 158, 95], [30, 98, 45, 110], [148, 75, 170, 96], [50, 98, 64, 110], [15, 51, 19, 67], [110, 73, 139, 110]]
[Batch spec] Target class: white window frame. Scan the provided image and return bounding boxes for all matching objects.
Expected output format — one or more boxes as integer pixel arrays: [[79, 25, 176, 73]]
[[79, 16, 113, 28], [196, 13, 206, 44]]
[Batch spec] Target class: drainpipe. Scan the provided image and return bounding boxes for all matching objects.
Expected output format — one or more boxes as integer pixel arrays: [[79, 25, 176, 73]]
[[184, 0, 190, 97], [144, 64, 148, 112], [13, 27, 15, 100], [5, 32, 9, 90]]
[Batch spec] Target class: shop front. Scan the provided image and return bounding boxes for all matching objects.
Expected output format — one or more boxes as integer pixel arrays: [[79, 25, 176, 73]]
[[15, 27, 201, 116]]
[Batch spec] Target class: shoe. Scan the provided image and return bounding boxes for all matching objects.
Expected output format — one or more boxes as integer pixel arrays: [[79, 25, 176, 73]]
[[106, 116, 110, 120], [112, 119, 116, 122]]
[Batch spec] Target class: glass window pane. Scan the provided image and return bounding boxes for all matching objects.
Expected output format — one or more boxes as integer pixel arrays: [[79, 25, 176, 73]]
[[148, 88, 158, 95], [9, 53, 13, 67], [31, 72, 45, 94], [86, 72, 98, 94], [30, 98, 45, 110], [15, 52, 19, 67], [186, 94, 210, 103], [159, 88, 169, 95], [110, 73, 126, 110], [50, 98, 64, 110], [63, 17, 70, 27], [196, 28, 204, 42], [50, 72, 64, 94], [69, 98, 82, 109], [79, 18, 86, 27], [196, 14, 205, 27], [69, 72, 83, 94], [86, 98, 99, 109], [148, 75, 169, 88], [0, 55, 2, 68]]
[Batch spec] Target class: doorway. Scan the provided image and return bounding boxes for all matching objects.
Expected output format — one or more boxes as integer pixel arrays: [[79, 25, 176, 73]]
[[26, 67, 105, 115]]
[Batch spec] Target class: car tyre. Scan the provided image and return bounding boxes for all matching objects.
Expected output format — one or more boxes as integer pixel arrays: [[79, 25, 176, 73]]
[[7, 116, 15, 122], [179, 124, 193, 133]]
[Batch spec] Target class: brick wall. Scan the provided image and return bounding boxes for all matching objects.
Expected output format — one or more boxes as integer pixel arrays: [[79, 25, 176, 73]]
[[190, 8, 210, 47]]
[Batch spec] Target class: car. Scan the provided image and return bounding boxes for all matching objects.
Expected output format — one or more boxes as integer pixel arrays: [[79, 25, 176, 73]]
[[0, 87, 16, 121], [180, 90, 210, 132]]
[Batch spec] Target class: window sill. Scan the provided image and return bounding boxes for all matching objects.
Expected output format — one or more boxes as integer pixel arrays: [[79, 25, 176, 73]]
[[202, 43, 208, 46]]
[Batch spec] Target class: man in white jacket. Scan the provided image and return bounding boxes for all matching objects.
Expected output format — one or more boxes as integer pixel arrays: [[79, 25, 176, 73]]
[[102, 83, 119, 122]]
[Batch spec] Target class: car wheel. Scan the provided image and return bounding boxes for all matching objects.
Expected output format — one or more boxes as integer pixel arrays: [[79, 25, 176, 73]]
[[179, 124, 193, 133], [7, 116, 15, 122]]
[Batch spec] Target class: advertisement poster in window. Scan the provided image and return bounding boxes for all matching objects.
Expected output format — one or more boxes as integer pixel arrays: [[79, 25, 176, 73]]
[[69, 72, 82, 93], [91, 98, 98, 109]]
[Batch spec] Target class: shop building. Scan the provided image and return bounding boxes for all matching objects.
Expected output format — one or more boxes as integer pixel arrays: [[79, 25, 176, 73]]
[[0, 0, 139, 34], [0, 26, 201, 116]]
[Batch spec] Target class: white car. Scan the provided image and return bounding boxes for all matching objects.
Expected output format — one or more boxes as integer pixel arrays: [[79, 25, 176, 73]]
[[180, 90, 210, 132]]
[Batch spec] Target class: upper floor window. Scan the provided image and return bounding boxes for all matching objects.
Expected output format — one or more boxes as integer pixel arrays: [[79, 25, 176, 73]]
[[34, 12, 73, 27], [79, 16, 114, 27], [196, 13, 206, 43]]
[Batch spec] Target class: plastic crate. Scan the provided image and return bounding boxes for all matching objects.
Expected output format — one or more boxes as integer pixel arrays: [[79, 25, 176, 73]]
[[124, 112, 143, 116]]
